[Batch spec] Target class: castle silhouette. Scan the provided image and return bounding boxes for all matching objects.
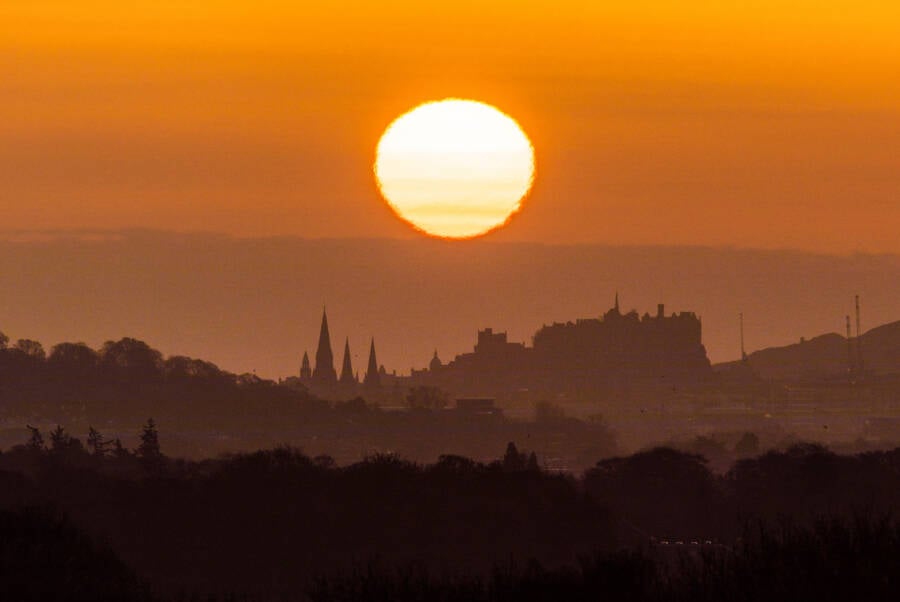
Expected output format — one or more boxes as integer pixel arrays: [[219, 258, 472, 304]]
[[299, 296, 712, 403]]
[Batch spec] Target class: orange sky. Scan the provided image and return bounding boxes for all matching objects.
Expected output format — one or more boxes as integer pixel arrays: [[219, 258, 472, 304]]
[[2, 2, 899, 252]]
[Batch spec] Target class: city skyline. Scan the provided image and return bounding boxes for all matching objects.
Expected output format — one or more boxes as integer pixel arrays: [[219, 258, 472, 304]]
[[2, 4, 899, 600], [1, 232, 896, 380]]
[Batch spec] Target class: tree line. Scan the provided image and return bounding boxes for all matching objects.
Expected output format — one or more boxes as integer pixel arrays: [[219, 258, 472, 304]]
[[0, 333, 322, 428], [1, 429, 899, 599]]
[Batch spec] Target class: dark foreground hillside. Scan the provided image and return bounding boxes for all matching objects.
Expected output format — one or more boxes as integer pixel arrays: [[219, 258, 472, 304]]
[[0, 508, 151, 602], [310, 518, 900, 602], [1, 440, 899, 601]]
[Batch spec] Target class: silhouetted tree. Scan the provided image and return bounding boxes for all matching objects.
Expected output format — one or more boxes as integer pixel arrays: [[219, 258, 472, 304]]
[[49, 425, 69, 451], [585, 447, 718, 538], [336, 396, 368, 412], [734, 431, 760, 457], [164, 355, 225, 383], [313, 454, 336, 469], [100, 338, 163, 385], [86, 426, 109, 458], [0, 330, 8, 349], [406, 386, 448, 410], [48, 342, 99, 380], [236, 372, 263, 387], [503, 442, 527, 472], [15, 338, 46, 361], [138, 419, 160, 458], [688, 434, 729, 464], [434, 454, 478, 474], [137, 419, 162, 474], [0, 508, 152, 601], [26, 425, 44, 452], [48, 425, 84, 461], [526, 451, 540, 472], [111, 438, 130, 459]]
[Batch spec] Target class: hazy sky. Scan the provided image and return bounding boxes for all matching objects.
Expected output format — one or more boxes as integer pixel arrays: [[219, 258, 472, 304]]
[[1, 233, 897, 378], [2, 2, 899, 252]]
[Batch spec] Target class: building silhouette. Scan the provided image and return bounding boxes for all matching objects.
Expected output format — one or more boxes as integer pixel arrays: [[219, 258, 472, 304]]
[[299, 296, 712, 403], [364, 338, 380, 389], [312, 308, 337, 385], [411, 296, 712, 402], [300, 351, 311, 380], [339, 338, 356, 385], [300, 315, 387, 399]]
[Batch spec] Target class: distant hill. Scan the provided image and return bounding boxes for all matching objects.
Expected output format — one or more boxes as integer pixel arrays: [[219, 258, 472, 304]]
[[716, 320, 900, 381], [0, 231, 898, 378]]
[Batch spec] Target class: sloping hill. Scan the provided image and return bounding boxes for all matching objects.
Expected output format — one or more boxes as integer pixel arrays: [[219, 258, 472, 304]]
[[862, 320, 900, 374], [717, 320, 900, 381]]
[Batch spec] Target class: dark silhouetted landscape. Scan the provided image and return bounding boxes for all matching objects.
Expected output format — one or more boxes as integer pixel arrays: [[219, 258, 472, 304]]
[[2, 296, 899, 599], [4, 1, 900, 599]]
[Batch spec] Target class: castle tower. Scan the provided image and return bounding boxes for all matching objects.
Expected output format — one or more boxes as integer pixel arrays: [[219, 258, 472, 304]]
[[313, 308, 337, 384], [300, 351, 312, 380], [339, 337, 356, 384], [364, 337, 380, 388]]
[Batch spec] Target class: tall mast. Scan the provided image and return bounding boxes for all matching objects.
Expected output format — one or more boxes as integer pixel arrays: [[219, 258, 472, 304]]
[[855, 295, 863, 380], [740, 312, 747, 362], [846, 315, 854, 383]]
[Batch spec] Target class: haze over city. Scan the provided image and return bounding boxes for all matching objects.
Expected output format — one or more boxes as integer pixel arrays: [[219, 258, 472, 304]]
[[2, 3, 899, 602], [0, 231, 897, 379]]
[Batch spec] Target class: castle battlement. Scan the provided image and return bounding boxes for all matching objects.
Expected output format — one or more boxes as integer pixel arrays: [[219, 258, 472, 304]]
[[417, 297, 712, 401]]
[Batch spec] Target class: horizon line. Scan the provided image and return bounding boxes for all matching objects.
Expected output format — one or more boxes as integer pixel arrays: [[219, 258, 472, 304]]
[[0, 227, 896, 259]]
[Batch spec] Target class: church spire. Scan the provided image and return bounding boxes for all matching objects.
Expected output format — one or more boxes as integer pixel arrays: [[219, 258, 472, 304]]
[[313, 307, 337, 384], [364, 337, 380, 388], [300, 351, 311, 380], [339, 337, 356, 384], [615, 291, 620, 314]]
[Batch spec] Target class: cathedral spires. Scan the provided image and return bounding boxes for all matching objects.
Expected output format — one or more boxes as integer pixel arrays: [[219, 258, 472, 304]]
[[339, 337, 356, 384], [364, 337, 380, 388], [313, 307, 337, 384], [300, 351, 311, 380]]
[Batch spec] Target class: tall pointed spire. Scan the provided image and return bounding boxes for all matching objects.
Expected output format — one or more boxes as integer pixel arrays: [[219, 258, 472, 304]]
[[614, 291, 620, 314], [364, 337, 380, 388], [339, 337, 356, 384], [300, 351, 311, 380], [313, 307, 337, 384]]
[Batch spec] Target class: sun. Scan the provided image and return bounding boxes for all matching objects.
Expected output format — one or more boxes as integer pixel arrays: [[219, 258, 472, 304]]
[[374, 99, 535, 239]]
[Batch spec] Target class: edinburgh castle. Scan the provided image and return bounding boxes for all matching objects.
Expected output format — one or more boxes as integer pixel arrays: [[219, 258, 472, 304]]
[[300, 296, 712, 403]]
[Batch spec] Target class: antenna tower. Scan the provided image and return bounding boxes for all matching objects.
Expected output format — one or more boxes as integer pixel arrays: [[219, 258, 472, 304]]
[[855, 295, 863, 380], [846, 315, 854, 383], [740, 312, 747, 361]]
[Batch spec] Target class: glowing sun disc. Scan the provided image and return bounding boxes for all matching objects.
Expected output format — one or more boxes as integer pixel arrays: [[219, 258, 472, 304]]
[[375, 99, 535, 239]]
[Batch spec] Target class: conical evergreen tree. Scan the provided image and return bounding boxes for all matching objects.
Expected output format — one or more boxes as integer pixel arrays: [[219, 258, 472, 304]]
[[137, 418, 163, 474]]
